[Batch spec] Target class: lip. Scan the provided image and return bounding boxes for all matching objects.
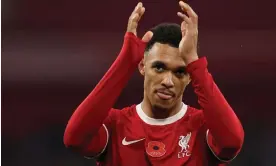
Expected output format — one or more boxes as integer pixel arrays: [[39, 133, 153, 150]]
[[156, 89, 175, 100]]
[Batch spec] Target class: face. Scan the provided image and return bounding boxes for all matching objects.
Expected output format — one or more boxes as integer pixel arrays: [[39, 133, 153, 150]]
[[139, 43, 190, 110]]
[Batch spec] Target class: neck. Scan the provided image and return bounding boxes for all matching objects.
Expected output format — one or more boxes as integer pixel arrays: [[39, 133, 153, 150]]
[[141, 95, 183, 119]]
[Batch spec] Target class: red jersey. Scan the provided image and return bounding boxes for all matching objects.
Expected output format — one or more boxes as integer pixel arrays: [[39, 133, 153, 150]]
[[91, 104, 233, 166], [63, 32, 244, 166]]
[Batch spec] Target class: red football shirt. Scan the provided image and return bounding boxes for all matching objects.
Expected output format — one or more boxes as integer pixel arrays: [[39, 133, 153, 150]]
[[89, 104, 234, 166]]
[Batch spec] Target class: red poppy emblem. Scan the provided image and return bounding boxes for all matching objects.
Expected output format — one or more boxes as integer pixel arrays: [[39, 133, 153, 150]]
[[146, 141, 166, 157]]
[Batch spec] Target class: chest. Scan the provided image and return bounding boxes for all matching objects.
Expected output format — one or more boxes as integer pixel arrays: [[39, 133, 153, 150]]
[[110, 118, 205, 166]]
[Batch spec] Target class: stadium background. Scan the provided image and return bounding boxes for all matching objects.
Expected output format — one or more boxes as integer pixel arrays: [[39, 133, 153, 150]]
[[2, 0, 276, 165]]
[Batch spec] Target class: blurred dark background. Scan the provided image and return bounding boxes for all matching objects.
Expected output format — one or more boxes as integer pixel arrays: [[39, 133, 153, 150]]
[[2, 0, 276, 165]]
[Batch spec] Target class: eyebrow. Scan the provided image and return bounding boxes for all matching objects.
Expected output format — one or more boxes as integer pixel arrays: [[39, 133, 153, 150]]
[[151, 61, 187, 72], [151, 61, 167, 68]]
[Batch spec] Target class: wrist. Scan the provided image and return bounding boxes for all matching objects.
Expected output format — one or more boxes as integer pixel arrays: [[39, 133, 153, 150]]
[[123, 32, 146, 64], [183, 54, 199, 65]]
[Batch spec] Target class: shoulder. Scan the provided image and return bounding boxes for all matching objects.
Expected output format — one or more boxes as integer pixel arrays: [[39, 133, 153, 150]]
[[186, 106, 204, 118], [109, 104, 138, 120], [183, 106, 205, 131]]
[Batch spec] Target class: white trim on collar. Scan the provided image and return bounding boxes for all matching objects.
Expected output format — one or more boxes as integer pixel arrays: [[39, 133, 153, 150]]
[[136, 102, 187, 126]]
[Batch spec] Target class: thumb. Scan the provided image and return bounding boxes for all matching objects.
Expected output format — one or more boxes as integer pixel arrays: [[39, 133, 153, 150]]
[[141, 31, 153, 42]]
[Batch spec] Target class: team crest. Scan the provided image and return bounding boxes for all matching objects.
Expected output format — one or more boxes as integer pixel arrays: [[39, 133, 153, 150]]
[[146, 141, 166, 157], [178, 132, 192, 158]]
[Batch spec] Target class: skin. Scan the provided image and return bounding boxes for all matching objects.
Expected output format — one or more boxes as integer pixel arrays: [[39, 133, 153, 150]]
[[127, 1, 199, 119]]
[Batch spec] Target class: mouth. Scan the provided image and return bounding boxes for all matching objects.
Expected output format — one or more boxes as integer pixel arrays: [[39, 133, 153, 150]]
[[156, 89, 175, 100]]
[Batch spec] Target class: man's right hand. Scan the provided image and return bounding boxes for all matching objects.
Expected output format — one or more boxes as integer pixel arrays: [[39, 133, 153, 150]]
[[127, 2, 153, 43]]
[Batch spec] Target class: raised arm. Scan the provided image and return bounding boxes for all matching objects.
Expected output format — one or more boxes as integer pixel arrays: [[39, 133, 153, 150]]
[[177, 0, 244, 161], [63, 2, 153, 157]]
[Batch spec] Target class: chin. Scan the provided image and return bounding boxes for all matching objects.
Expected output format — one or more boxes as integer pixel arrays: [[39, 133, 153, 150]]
[[147, 93, 178, 110], [152, 100, 174, 110]]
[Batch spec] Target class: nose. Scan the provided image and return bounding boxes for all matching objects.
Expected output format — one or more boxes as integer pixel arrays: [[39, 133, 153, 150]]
[[161, 72, 174, 88]]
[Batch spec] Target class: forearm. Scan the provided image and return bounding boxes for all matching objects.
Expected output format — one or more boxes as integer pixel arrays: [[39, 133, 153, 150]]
[[187, 57, 244, 151], [64, 32, 146, 147]]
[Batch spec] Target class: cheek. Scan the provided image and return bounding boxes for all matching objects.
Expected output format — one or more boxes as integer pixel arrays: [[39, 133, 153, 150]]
[[175, 77, 190, 94], [144, 70, 160, 92], [143, 73, 152, 92]]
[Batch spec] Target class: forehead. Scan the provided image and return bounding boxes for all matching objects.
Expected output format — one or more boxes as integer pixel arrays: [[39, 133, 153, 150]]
[[145, 43, 185, 67]]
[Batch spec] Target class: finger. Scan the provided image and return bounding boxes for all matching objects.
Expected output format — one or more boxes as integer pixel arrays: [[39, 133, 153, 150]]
[[131, 2, 143, 18], [180, 21, 187, 37], [131, 13, 140, 22], [127, 2, 145, 36], [141, 31, 153, 42], [177, 12, 192, 24], [138, 7, 145, 22], [179, 1, 198, 22], [132, 2, 142, 14], [131, 3, 144, 22]]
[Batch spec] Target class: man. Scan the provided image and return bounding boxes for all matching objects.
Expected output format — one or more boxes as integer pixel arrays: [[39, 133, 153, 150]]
[[64, 1, 244, 165]]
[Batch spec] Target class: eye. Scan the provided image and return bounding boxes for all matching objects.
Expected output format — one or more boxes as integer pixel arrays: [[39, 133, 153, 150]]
[[174, 69, 186, 77], [155, 66, 165, 73], [151, 61, 166, 73], [175, 71, 184, 77]]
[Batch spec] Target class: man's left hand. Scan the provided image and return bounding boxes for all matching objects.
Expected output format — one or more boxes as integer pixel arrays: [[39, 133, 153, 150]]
[[177, 1, 199, 65]]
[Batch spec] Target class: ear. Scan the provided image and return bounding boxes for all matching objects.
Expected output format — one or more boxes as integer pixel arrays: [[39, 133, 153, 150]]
[[138, 58, 145, 76]]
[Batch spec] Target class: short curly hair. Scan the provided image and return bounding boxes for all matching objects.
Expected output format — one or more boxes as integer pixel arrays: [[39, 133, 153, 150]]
[[145, 23, 182, 52]]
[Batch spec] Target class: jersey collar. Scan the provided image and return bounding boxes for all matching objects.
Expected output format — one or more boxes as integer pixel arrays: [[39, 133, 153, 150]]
[[136, 102, 188, 126]]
